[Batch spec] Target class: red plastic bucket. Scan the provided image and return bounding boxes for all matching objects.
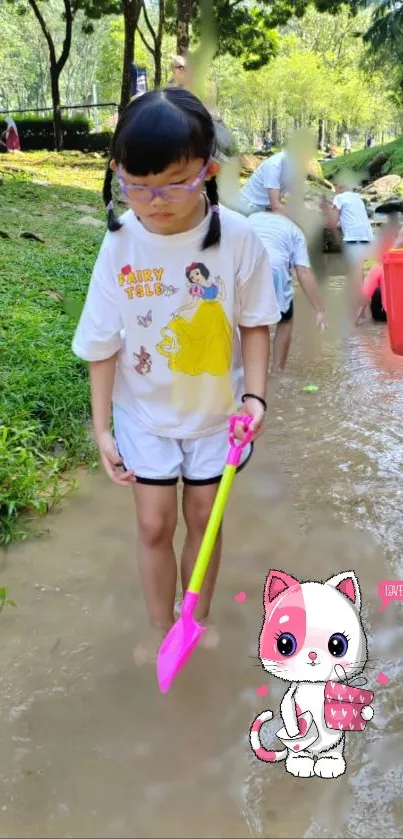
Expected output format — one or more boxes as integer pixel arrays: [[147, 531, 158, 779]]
[[383, 248, 403, 355]]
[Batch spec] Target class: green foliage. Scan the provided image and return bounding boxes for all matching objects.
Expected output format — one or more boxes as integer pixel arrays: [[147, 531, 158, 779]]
[[0, 587, 16, 613], [362, 0, 403, 55], [95, 16, 175, 102], [0, 424, 63, 544], [360, 1, 403, 108], [79, 131, 113, 152], [0, 154, 104, 542], [323, 136, 403, 181], [313, 0, 361, 12], [96, 17, 125, 101], [11, 114, 88, 146], [204, 6, 399, 146], [164, 0, 362, 71], [79, 0, 122, 19], [186, 0, 281, 70], [0, 2, 107, 112], [1, 0, 402, 147]]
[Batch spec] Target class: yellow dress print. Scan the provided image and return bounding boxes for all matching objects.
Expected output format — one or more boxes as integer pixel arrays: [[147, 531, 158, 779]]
[[156, 262, 233, 376]]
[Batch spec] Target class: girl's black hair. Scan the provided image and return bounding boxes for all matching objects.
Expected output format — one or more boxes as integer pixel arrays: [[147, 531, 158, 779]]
[[103, 88, 220, 250]]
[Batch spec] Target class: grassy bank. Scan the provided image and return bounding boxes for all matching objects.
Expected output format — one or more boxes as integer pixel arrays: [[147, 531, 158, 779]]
[[323, 136, 403, 183], [0, 152, 108, 544]]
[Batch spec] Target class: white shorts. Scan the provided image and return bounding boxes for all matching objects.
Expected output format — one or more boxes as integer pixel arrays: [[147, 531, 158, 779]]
[[240, 199, 269, 216], [343, 241, 372, 266], [113, 406, 253, 486]]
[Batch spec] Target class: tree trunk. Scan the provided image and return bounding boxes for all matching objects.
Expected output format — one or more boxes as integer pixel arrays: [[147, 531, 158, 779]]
[[28, 0, 73, 151], [50, 60, 64, 151], [154, 42, 162, 88], [154, 0, 165, 89], [326, 119, 335, 145], [176, 0, 192, 55], [272, 116, 279, 146], [120, 0, 142, 112], [317, 117, 324, 151]]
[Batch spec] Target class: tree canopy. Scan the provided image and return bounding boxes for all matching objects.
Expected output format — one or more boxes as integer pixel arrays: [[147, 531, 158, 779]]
[[0, 0, 402, 151]]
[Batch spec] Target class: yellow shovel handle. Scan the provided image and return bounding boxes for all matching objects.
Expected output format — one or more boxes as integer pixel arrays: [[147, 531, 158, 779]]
[[188, 464, 237, 594]]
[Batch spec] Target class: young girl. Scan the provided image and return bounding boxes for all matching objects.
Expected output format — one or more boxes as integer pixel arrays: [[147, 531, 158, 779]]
[[72, 88, 280, 663]]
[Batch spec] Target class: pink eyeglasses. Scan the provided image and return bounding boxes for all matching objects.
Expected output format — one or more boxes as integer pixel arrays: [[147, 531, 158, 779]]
[[116, 162, 210, 204]]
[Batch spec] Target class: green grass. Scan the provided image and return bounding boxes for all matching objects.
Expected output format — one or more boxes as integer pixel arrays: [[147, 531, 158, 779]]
[[0, 152, 109, 544], [323, 136, 403, 183]]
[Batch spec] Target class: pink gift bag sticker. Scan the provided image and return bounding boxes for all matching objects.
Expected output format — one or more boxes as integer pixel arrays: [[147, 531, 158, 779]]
[[324, 676, 374, 731]]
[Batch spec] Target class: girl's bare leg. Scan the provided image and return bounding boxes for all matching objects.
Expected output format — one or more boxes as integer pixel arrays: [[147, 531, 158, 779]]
[[272, 320, 293, 374], [133, 483, 178, 664], [180, 482, 222, 647]]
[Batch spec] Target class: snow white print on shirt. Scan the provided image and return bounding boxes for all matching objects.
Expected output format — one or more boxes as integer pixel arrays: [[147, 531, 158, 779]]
[[156, 262, 233, 377]]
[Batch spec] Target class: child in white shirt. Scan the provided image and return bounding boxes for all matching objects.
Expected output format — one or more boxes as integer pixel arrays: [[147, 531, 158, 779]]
[[72, 88, 280, 662], [248, 212, 327, 373], [331, 183, 374, 267]]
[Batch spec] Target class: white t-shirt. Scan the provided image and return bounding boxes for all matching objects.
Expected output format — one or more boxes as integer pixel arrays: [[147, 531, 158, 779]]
[[241, 151, 292, 210], [248, 212, 310, 312], [332, 192, 374, 243], [72, 206, 281, 439]]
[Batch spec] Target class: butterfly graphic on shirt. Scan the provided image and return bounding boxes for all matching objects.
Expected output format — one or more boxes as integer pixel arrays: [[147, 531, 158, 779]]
[[162, 284, 179, 296], [137, 309, 152, 328]]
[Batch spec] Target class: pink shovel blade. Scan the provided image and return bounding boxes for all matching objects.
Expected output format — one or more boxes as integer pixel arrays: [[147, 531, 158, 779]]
[[157, 592, 205, 693]]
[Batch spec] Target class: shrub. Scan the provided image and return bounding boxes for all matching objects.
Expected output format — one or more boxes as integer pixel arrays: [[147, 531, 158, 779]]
[[2, 114, 112, 154], [0, 423, 60, 544], [323, 137, 403, 182], [69, 131, 112, 153]]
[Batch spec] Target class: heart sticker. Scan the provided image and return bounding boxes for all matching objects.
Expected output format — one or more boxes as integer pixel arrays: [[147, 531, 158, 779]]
[[255, 685, 268, 697]]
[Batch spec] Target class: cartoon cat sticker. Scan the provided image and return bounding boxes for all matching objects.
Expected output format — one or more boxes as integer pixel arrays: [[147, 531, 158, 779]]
[[249, 570, 374, 779]]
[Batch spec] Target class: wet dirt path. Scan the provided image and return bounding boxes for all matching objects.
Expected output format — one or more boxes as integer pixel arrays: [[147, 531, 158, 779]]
[[1, 263, 402, 838]]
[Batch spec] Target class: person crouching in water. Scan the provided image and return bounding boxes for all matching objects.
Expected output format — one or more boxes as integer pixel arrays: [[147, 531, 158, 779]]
[[328, 178, 374, 273], [248, 211, 327, 374], [355, 215, 403, 325]]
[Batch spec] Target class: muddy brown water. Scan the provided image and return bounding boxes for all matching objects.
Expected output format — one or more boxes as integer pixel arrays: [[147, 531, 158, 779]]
[[1, 258, 402, 839]]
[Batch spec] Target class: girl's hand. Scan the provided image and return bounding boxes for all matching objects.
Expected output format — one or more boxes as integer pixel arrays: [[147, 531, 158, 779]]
[[96, 430, 136, 486], [235, 398, 266, 441], [316, 311, 328, 331]]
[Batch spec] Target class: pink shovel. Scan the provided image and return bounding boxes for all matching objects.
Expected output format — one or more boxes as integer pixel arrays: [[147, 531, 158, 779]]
[[157, 415, 254, 693]]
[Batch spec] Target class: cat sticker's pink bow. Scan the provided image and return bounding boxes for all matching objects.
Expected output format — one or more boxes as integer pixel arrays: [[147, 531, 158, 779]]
[[334, 663, 368, 689]]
